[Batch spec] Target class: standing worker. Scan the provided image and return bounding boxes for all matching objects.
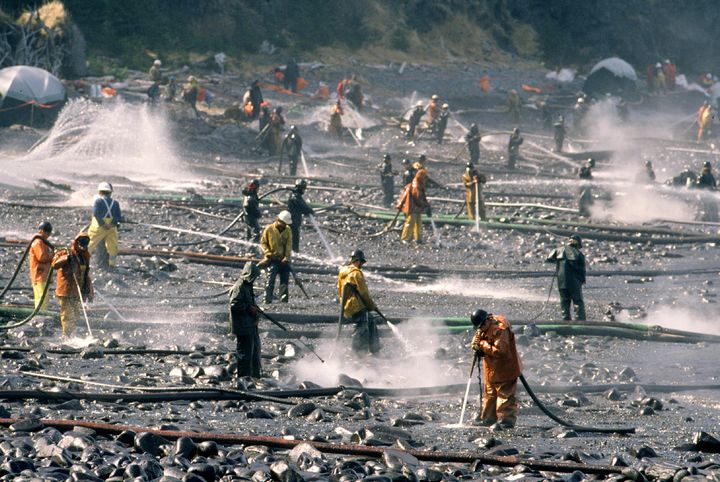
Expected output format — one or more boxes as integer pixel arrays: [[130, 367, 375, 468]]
[[265, 107, 285, 156], [182, 76, 200, 116], [406, 102, 425, 139], [401, 158, 416, 187], [466, 124, 482, 165], [433, 103, 450, 144], [462, 163, 487, 220], [284, 58, 300, 93], [281, 125, 303, 176], [287, 179, 314, 252], [546, 235, 587, 321], [329, 100, 344, 140], [260, 211, 293, 304], [578, 158, 595, 180], [29, 221, 55, 310], [248, 80, 264, 119], [88, 182, 121, 271], [229, 261, 262, 380], [426, 94, 441, 125], [696, 161, 718, 221], [148, 59, 162, 100], [553, 115, 566, 152], [52, 233, 93, 337], [337, 249, 380, 355], [242, 179, 261, 242], [470, 309, 522, 428], [507, 128, 523, 169], [378, 154, 395, 208], [697, 102, 713, 143], [507, 89, 521, 125], [397, 168, 430, 244]]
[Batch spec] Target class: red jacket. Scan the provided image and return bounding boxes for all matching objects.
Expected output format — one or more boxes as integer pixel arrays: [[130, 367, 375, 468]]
[[29, 233, 54, 284], [52, 234, 93, 300], [473, 315, 522, 383], [396, 169, 428, 215]]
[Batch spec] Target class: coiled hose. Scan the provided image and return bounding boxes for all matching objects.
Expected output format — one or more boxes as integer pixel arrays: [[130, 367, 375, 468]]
[[0, 267, 54, 330], [519, 373, 635, 434]]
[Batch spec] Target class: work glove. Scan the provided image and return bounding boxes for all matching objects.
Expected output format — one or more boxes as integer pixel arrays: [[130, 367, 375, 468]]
[[280, 259, 289, 266], [471, 330, 483, 351], [249, 306, 258, 316]]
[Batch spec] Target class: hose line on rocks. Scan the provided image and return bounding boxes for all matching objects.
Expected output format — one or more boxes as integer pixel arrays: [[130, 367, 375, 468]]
[[518, 374, 635, 434], [0, 266, 54, 330]]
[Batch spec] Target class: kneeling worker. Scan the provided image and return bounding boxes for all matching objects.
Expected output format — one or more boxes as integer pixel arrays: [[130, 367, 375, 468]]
[[471, 309, 522, 428], [229, 261, 262, 379], [337, 249, 380, 355], [260, 210, 293, 303]]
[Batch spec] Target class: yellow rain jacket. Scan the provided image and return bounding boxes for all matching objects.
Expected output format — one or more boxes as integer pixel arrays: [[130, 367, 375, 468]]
[[337, 265, 376, 318], [260, 224, 292, 262]]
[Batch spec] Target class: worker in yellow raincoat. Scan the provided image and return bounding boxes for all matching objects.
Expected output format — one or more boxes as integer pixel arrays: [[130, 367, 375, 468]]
[[88, 182, 121, 270]]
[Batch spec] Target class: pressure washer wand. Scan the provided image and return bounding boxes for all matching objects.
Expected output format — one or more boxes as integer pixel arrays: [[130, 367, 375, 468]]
[[254, 306, 325, 363]]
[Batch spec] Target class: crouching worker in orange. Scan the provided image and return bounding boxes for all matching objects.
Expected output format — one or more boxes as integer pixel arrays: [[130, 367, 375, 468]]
[[52, 233, 93, 336], [470, 309, 522, 428], [29, 221, 55, 310]]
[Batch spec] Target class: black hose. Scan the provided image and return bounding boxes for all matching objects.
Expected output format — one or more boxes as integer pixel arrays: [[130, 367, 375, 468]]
[[0, 266, 54, 330], [519, 373, 635, 434]]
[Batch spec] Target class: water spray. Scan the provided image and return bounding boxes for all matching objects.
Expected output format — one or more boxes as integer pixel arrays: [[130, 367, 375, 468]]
[[309, 215, 336, 261], [458, 354, 478, 425], [70, 271, 94, 338], [474, 182, 480, 232], [300, 150, 311, 177], [93, 289, 128, 322]]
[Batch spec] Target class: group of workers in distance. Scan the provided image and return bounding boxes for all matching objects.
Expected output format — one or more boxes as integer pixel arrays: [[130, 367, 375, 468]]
[[27, 182, 121, 336]]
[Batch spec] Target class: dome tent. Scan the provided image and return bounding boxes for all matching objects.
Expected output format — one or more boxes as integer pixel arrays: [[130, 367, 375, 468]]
[[0, 66, 66, 127], [583, 57, 638, 99]]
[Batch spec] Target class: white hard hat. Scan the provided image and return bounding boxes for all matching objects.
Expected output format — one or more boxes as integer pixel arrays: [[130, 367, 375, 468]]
[[277, 210, 293, 225], [442, 103, 449, 109], [98, 182, 113, 193], [431, 94, 439, 100], [153, 59, 161, 66], [415, 101, 424, 107]]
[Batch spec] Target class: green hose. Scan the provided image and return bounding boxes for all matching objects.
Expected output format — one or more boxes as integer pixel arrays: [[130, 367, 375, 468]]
[[0, 266, 54, 330]]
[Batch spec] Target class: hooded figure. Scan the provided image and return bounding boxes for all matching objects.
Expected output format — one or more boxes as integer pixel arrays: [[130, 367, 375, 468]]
[[287, 179, 314, 252], [546, 235, 587, 320], [466, 124, 481, 164], [242, 180, 261, 242], [52, 233, 93, 336], [229, 261, 262, 379], [470, 309, 522, 428], [397, 168, 430, 244]]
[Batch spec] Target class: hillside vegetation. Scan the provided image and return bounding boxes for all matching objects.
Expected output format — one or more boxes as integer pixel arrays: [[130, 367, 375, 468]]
[[3, 0, 719, 74]]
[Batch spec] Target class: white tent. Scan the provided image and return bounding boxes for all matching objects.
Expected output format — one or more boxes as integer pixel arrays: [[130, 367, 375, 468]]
[[0, 65, 66, 126]]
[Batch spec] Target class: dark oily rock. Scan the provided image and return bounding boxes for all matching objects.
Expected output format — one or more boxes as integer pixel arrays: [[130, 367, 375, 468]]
[[619, 367, 637, 381], [182, 474, 208, 482], [203, 365, 230, 381], [9, 418, 43, 432], [298, 380, 322, 389], [270, 460, 303, 482], [640, 406, 655, 416], [473, 437, 503, 449], [116, 429, 136, 445], [306, 408, 327, 422], [53, 399, 84, 411], [123, 463, 146, 479], [605, 388, 624, 401], [70, 472, 104, 482], [289, 442, 324, 463], [629, 445, 658, 459], [175, 436, 198, 459], [197, 440, 219, 457], [611, 456, 629, 467], [485, 446, 520, 456], [0, 405, 10, 418], [134, 431, 169, 456], [557, 430, 579, 439], [417, 467, 444, 482], [288, 402, 317, 418], [80, 347, 105, 359], [247, 407, 275, 419], [187, 462, 216, 482], [337, 374, 363, 388], [564, 470, 586, 482], [523, 323, 542, 337], [645, 464, 679, 482], [58, 432, 94, 451], [693, 431, 720, 453], [382, 448, 419, 469]]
